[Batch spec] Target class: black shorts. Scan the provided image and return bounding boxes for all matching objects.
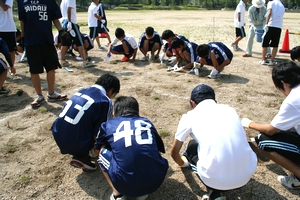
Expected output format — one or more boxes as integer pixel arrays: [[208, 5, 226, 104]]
[[97, 21, 109, 34], [255, 130, 300, 164], [0, 32, 17, 52], [26, 43, 60, 74], [61, 23, 84, 47], [89, 27, 98, 39], [235, 27, 246, 38], [262, 27, 282, 48]]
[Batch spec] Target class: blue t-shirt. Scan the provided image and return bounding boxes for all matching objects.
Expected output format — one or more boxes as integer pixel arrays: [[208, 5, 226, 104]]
[[95, 115, 169, 197], [204, 42, 233, 66], [185, 42, 198, 64], [139, 31, 163, 48], [18, 0, 62, 46], [52, 85, 112, 157]]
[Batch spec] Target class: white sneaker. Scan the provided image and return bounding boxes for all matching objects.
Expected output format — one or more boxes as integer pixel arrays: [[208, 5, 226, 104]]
[[141, 56, 148, 62], [110, 193, 126, 200], [236, 47, 243, 51], [259, 60, 267, 65], [136, 194, 148, 200], [189, 68, 195, 74], [174, 67, 184, 72], [231, 43, 237, 51], [83, 60, 95, 68], [76, 56, 83, 61], [278, 174, 300, 189], [207, 73, 221, 79], [268, 60, 276, 66], [60, 60, 72, 67]]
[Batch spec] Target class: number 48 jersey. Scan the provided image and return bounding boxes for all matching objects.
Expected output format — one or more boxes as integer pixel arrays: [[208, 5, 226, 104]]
[[95, 115, 169, 197]]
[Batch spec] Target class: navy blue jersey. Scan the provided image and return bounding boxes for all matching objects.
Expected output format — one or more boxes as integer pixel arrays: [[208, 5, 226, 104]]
[[98, 3, 106, 20], [164, 34, 189, 51], [205, 42, 233, 66], [18, 0, 62, 46], [52, 85, 112, 156], [139, 31, 163, 49], [185, 42, 199, 63], [95, 115, 168, 197]]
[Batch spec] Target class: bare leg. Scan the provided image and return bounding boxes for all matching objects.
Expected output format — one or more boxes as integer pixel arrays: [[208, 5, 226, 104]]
[[262, 150, 300, 178], [101, 169, 121, 197], [262, 47, 267, 60], [46, 69, 55, 94], [233, 36, 242, 47], [0, 70, 8, 88], [271, 47, 278, 61], [31, 73, 42, 95], [78, 46, 86, 60], [61, 46, 68, 61]]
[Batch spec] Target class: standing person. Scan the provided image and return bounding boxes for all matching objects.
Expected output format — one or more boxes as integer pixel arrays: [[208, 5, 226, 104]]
[[0, 0, 17, 74], [88, 0, 101, 49], [196, 42, 233, 79], [259, 0, 285, 66], [18, 0, 68, 108], [0, 38, 15, 94], [97, 0, 111, 47], [107, 28, 138, 63], [60, 0, 93, 68], [52, 74, 120, 172], [170, 37, 198, 71], [170, 84, 257, 200], [231, 0, 248, 51], [95, 96, 168, 200], [139, 26, 163, 62], [243, 0, 271, 57], [242, 61, 300, 189]]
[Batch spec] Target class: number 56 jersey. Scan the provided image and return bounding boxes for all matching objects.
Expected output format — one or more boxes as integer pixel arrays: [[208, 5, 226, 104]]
[[52, 85, 112, 156], [95, 115, 169, 197]]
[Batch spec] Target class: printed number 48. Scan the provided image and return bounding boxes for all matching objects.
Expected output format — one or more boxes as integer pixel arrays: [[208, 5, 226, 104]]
[[39, 12, 48, 21], [114, 120, 153, 147]]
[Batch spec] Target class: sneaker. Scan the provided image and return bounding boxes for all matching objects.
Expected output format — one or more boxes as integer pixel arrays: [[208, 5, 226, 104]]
[[0, 88, 10, 94], [207, 73, 221, 79], [110, 193, 126, 200], [202, 189, 226, 200], [31, 95, 45, 108], [259, 60, 268, 65], [76, 56, 83, 61], [174, 67, 184, 72], [105, 43, 111, 47], [121, 56, 129, 62], [236, 47, 243, 51], [60, 60, 72, 68], [168, 57, 177, 66], [277, 174, 300, 189], [231, 43, 237, 51], [83, 60, 94, 68], [268, 60, 276, 66], [189, 68, 195, 74], [70, 156, 97, 172], [136, 194, 148, 200], [166, 66, 171, 72], [242, 54, 252, 57], [47, 91, 67, 102], [141, 56, 148, 62]]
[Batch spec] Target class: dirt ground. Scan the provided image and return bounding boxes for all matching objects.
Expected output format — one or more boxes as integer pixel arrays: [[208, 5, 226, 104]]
[[1, 10, 300, 200]]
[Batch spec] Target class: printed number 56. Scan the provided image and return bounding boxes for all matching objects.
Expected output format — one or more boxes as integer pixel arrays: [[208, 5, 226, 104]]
[[39, 12, 48, 21]]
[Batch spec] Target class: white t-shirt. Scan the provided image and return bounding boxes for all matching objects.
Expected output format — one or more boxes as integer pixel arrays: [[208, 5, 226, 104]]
[[111, 34, 138, 49], [0, 0, 16, 32], [60, 0, 77, 24], [88, 2, 98, 27], [271, 84, 300, 134], [175, 100, 257, 190], [267, 0, 285, 28], [234, 0, 246, 27]]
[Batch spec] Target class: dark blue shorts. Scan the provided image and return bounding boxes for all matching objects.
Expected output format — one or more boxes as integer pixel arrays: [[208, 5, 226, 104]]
[[97, 145, 112, 172], [0, 58, 8, 74]]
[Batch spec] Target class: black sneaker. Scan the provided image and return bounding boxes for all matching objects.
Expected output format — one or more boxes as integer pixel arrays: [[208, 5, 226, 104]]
[[0, 88, 10, 94], [70, 156, 97, 172]]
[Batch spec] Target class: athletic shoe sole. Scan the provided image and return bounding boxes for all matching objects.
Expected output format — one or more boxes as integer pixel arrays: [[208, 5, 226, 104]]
[[70, 159, 97, 172]]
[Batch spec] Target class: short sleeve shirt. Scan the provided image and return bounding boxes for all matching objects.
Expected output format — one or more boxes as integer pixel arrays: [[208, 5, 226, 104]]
[[0, 0, 16, 32], [88, 2, 98, 27], [60, 0, 77, 23], [267, 0, 285, 28], [111, 34, 138, 49], [234, 1, 246, 27]]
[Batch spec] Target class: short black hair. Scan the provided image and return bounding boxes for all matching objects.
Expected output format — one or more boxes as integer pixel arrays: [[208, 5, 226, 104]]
[[272, 61, 300, 91], [170, 37, 184, 49], [161, 29, 175, 40], [113, 96, 139, 116], [196, 44, 210, 57], [145, 26, 154, 37], [95, 73, 120, 94], [115, 28, 125, 39], [290, 46, 300, 61]]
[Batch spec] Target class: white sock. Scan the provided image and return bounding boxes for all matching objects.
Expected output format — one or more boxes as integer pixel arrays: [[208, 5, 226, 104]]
[[210, 68, 218, 76]]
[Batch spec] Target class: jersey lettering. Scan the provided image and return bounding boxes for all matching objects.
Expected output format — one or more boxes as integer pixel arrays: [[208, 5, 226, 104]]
[[59, 92, 94, 125], [113, 120, 153, 147]]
